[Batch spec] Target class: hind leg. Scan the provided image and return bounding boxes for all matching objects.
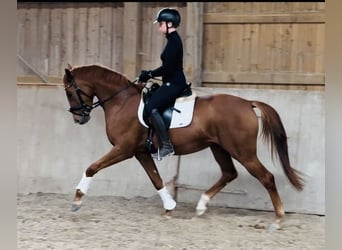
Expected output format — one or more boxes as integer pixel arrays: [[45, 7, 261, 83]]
[[240, 156, 284, 229], [196, 144, 238, 216]]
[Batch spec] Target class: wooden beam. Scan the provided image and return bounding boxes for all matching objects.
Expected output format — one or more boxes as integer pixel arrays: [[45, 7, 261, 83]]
[[204, 12, 325, 24], [17, 55, 49, 83], [184, 3, 203, 87], [122, 2, 140, 78], [202, 71, 325, 85], [17, 82, 63, 87]]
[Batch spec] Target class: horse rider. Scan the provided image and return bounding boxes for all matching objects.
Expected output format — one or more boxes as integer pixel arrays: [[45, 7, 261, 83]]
[[139, 8, 189, 159]]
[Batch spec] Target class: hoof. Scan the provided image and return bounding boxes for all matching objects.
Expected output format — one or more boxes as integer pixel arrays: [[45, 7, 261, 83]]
[[196, 207, 207, 216], [71, 201, 82, 212], [162, 210, 172, 218], [268, 222, 280, 232]]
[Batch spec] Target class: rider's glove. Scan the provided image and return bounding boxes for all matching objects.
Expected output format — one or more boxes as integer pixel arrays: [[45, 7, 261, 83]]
[[139, 70, 152, 82]]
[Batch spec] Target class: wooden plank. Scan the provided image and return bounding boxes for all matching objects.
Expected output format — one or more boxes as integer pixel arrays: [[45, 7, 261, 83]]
[[17, 7, 27, 75], [99, 6, 113, 67], [17, 75, 62, 84], [112, 5, 123, 71], [243, 2, 253, 13], [273, 24, 283, 71], [255, 23, 265, 72], [139, 4, 153, 69], [295, 2, 317, 12], [149, 6, 165, 70], [222, 25, 231, 72], [122, 2, 140, 78], [303, 24, 316, 73], [184, 2, 203, 86], [315, 24, 325, 73], [73, 6, 87, 65], [49, 6, 62, 76], [289, 23, 299, 72], [259, 23, 274, 71], [257, 2, 272, 13], [241, 24, 251, 71], [231, 24, 243, 72], [200, 83, 325, 91], [86, 6, 100, 64], [177, 6, 187, 40], [204, 12, 325, 24], [16, 2, 325, 89], [217, 25, 225, 72], [316, 2, 325, 11], [17, 55, 48, 83], [27, 7, 38, 70], [17, 82, 63, 87], [37, 7, 50, 75], [202, 71, 324, 85], [226, 3, 245, 14], [249, 24, 259, 71], [201, 25, 211, 71], [282, 24, 292, 72], [61, 4, 74, 72]]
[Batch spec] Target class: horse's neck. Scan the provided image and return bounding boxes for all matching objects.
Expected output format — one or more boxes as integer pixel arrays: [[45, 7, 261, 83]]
[[97, 79, 141, 110], [102, 87, 141, 126], [76, 65, 141, 106], [92, 71, 128, 99]]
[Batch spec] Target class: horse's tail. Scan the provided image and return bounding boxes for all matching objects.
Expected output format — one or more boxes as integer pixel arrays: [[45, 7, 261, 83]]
[[251, 101, 305, 191]]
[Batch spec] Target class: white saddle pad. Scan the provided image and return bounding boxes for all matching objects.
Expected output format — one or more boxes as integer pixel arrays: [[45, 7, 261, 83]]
[[138, 93, 197, 128]]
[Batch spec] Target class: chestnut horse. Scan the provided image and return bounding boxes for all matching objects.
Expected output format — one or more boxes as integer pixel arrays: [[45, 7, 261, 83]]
[[63, 64, 304, 229]]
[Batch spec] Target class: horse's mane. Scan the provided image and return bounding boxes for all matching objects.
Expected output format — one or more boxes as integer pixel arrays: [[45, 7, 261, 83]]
[[71, 64, 128, 82], [70, 64, 143, 93]]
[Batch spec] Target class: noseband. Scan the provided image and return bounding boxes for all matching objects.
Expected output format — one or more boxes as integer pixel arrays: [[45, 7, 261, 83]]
[[64, 71, 129, 117]]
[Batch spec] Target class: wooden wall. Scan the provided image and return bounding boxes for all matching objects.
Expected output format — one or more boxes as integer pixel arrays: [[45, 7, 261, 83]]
[[17, 2, 325, 89], [202, 2, 325, 89], [17, 2, 125, 78]]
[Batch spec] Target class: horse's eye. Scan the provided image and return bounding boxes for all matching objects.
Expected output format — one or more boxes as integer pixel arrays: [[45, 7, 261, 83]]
[[66, 92, 72, 98]]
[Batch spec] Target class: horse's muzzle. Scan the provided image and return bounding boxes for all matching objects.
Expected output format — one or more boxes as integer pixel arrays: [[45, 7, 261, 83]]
[[74, 114, 91, 125]]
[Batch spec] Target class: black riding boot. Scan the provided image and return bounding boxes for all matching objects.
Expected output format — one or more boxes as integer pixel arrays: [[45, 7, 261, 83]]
[[150, 109, 174, 159]]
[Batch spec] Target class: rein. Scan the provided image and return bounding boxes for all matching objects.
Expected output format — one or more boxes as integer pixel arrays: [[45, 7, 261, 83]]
[[65, 71, 130, 116]]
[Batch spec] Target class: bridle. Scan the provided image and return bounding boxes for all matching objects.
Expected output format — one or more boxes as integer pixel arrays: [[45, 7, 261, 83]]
[[64, 70, 130, 117]]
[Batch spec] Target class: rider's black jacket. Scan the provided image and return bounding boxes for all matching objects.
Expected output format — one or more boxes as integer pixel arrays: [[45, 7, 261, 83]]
[[150, 31, 187, 88]]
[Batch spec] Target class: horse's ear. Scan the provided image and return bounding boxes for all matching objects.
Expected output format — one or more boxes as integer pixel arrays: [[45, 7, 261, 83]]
[[67, 63, 73, 70], [64, 68, 73, 81]]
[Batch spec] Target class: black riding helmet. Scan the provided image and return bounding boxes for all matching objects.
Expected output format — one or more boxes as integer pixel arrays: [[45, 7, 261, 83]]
[[153, 8, 181, 28]]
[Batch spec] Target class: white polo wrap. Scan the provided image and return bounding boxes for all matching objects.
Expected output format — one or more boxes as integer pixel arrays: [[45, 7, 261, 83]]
[[196, 193, 210, 211], [157, 187, 176, 210], [76, 172, 93, 194]]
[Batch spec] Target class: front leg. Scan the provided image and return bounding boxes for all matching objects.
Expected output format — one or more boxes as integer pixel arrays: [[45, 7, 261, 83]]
[[135, 152, 176, 216], [71, 145, 133, 212]]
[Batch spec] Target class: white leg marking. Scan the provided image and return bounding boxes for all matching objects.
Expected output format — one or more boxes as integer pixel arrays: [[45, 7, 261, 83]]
[[157, 187, 176, 210], [196, 193, 210, 216], [76, 172, 93, 194]]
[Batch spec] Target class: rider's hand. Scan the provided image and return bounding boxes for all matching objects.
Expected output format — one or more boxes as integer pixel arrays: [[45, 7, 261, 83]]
[[139, 70, 152, 82]]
